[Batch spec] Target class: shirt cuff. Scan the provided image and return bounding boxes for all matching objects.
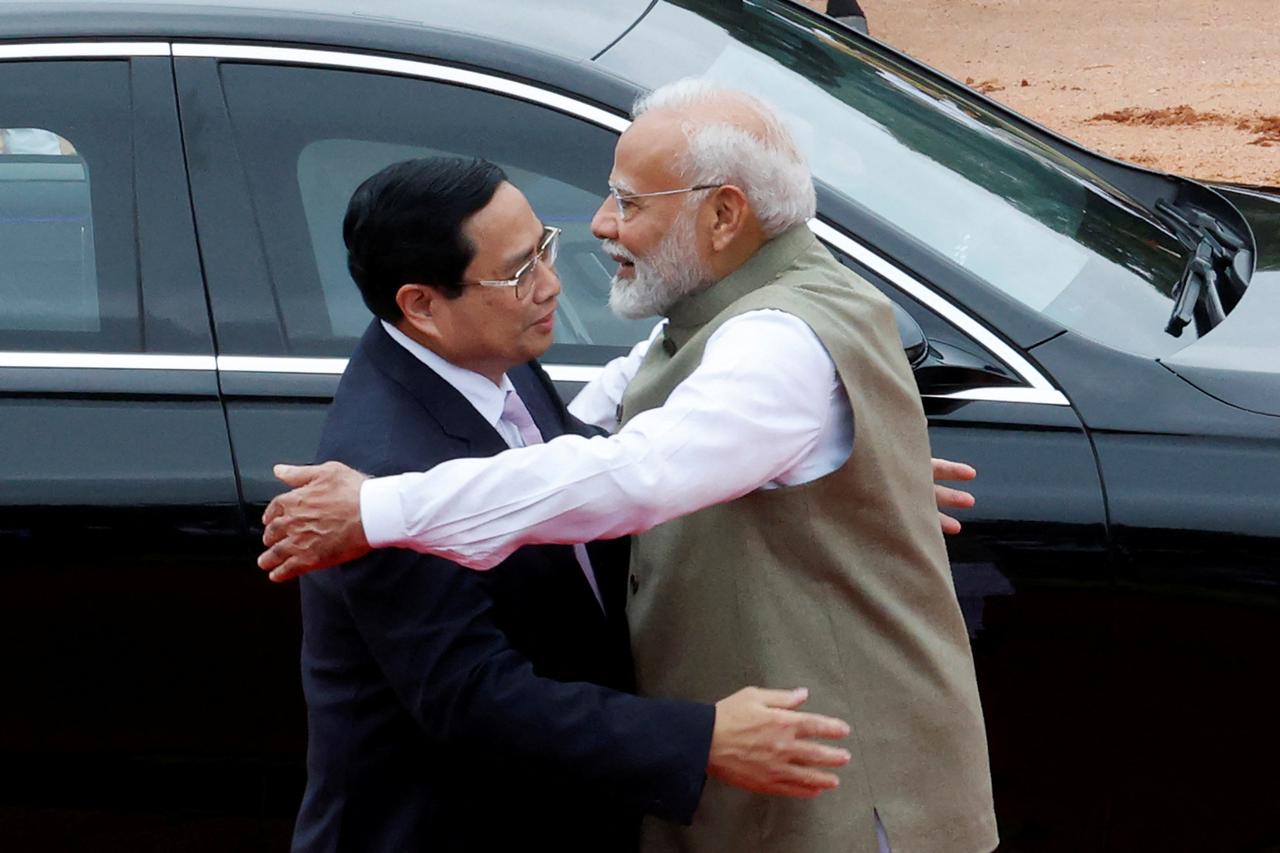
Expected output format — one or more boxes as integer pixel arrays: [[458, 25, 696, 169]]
[[359, 474, 407, 549]]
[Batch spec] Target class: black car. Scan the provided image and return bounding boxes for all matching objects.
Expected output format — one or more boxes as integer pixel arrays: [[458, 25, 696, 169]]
[[2, 2, 1277, 851]]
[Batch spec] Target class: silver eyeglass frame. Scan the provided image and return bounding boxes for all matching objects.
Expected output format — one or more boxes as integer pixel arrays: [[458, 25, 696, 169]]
[[464, 225, 561, 298], [608, 184, 722, 220]]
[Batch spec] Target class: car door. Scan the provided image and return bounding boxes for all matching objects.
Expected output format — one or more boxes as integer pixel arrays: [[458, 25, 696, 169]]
[[170, 47, 656, 824], [811, 215, 1115, 851], [0, 47, 274, 850], [1024, 319, 1280, 852]]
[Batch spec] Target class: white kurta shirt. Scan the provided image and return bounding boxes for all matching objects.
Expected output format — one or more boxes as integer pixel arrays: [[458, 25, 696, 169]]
[[360, 310, 853, 570]]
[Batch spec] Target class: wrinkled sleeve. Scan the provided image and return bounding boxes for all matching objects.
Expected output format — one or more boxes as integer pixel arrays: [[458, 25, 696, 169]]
[[359, 310, 837, 569]]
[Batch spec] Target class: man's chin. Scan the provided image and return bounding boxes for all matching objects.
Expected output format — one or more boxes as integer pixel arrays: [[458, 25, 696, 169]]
[[524, 334, 555, 361], [608, 282, 662, 320]]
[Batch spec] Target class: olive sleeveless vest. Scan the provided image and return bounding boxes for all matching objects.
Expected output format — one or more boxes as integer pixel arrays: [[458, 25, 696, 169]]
[[621, 225, 997, 853]]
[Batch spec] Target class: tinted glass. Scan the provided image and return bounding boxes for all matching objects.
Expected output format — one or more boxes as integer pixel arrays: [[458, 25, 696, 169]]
[[601, 1, 1194, 357], [218, 64, 650, 360], [0, 133, 98, 333], [0, 63, 140, 351]]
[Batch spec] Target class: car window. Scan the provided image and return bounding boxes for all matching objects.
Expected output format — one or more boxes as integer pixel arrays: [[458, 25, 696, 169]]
[[0, 130, 98, 333], [600, 0, 1194, 358], [216, 63, 651, 360], [0, 62, 141, 352]]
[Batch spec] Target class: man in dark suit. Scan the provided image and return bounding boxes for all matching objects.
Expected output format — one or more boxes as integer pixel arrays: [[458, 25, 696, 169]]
[[290, 157, 852, 852]]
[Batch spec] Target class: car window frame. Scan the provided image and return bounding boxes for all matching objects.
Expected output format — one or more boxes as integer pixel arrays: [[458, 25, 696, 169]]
[[0, 44, 219, 373], [169, 41, 1067, 408]]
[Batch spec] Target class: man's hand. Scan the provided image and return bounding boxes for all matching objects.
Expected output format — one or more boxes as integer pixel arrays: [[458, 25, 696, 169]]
[[258, 462, 372, 582], [708, 687, 852, 798], [931, 457, 976, 536]]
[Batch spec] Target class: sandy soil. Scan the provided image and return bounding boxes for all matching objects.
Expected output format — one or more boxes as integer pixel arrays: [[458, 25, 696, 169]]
[[802, 0, 1280, 186]]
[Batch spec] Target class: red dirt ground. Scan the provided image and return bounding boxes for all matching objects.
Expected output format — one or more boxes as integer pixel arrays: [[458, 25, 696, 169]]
[[802, 0, 1280, 186]]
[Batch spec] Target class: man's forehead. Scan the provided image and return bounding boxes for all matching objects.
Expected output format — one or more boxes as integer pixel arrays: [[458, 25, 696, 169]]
[[611, 113, 687, 188], [612, 97, 778, 189], [462, 182, 543, 269]]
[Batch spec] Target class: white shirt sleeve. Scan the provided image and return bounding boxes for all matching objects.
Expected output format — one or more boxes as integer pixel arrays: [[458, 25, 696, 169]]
[[359, 310, 838, 569], [565, 321, 663, 432]]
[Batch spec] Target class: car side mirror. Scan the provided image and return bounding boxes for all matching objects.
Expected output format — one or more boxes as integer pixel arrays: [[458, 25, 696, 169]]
[[892, 301, 928, 369], [892, 301, 1022, 395]]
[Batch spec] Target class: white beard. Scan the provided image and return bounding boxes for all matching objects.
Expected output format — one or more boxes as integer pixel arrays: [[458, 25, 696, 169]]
[[604, 202, 713, 320]]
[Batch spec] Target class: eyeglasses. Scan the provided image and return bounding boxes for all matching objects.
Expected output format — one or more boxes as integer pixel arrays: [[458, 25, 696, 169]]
[[608, 184, 722, 221], [462, 225, 561, 299]]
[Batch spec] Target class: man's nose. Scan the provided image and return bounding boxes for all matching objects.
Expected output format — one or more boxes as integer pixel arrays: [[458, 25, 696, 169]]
[[533, 262, 562, 303], [590, 196, 618, 240]]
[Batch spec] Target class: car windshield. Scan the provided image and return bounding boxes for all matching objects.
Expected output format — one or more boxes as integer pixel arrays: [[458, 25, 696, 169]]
[[599, 0, 1196, 357]]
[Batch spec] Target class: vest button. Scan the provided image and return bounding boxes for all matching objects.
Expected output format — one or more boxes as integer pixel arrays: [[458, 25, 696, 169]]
[[629, 573, 639, 595]]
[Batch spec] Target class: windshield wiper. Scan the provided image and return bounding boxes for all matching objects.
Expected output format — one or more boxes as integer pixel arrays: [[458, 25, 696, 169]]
[[1154, 200, 1250, 337], [1164, 239, 1213, 336]]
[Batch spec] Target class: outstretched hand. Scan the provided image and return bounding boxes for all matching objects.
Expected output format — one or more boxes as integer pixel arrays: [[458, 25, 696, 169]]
[[258, 461, 371, 582], [931, 457, 976, 535], [708, 686, 852, 798]]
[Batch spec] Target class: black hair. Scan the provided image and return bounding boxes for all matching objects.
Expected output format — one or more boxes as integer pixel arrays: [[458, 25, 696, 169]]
[[342, 156, 508, 321]]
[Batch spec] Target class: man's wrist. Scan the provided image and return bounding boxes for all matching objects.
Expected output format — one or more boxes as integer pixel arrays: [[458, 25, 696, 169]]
[[357, 475, 402, 549]]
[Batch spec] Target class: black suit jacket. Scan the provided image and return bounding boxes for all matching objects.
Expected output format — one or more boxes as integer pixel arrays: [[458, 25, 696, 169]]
[[291, 322, 713, 853]]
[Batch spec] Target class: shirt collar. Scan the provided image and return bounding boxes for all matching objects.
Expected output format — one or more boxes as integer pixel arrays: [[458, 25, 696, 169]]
[[380, 320, 513, 429]]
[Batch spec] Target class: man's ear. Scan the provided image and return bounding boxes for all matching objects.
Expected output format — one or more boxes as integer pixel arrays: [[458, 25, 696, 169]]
[[395, 284, 444, 339], [707, 184, 752, 252]]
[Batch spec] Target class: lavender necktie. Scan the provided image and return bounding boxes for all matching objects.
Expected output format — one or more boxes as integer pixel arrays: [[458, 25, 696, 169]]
[[501, 389, 545, 447], [501, 388, 604, 611]]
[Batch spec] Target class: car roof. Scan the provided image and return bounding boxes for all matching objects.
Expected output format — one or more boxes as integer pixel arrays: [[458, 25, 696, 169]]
[[0, 0, 653, 63]]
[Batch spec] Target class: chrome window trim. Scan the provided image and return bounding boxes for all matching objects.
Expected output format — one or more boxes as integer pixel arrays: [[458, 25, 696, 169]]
[[170, 43, 630, 132], [0, 354, 1059, 405], [541, 364, 603, 383], [0, 353, 589, 383], [808, 220, 1069, 406], [0, 42, 170, 60], [925, 386, 1070, 405], [217, 355, 349, 375], [214, 355, 598, 384], [0, 352, 214, 371], [0, 42, 1066, 406]]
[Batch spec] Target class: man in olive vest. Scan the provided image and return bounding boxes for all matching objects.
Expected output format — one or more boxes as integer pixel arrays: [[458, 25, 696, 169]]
[[261, 79, 997, 852]]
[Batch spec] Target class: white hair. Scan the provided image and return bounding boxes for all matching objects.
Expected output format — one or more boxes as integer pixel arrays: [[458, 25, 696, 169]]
[[633, 78, 816, 238]]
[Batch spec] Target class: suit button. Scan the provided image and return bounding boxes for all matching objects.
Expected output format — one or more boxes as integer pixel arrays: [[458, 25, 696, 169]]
[[629, 573, 639, 594]]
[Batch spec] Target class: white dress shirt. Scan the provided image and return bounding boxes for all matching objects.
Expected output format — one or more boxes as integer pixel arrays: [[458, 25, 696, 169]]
[[360, 310, 854, 570], [378, 320, 604, 608]]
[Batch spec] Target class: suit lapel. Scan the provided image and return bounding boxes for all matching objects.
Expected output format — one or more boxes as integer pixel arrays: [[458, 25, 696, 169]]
[[359, 321, 509, 457], [509, 362, 566, 441]]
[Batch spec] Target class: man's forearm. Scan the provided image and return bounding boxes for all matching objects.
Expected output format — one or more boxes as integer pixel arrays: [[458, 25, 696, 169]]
[[360, 319, 831, 567], [358, 418, 772, 568], [261, 312, 835, 580]]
